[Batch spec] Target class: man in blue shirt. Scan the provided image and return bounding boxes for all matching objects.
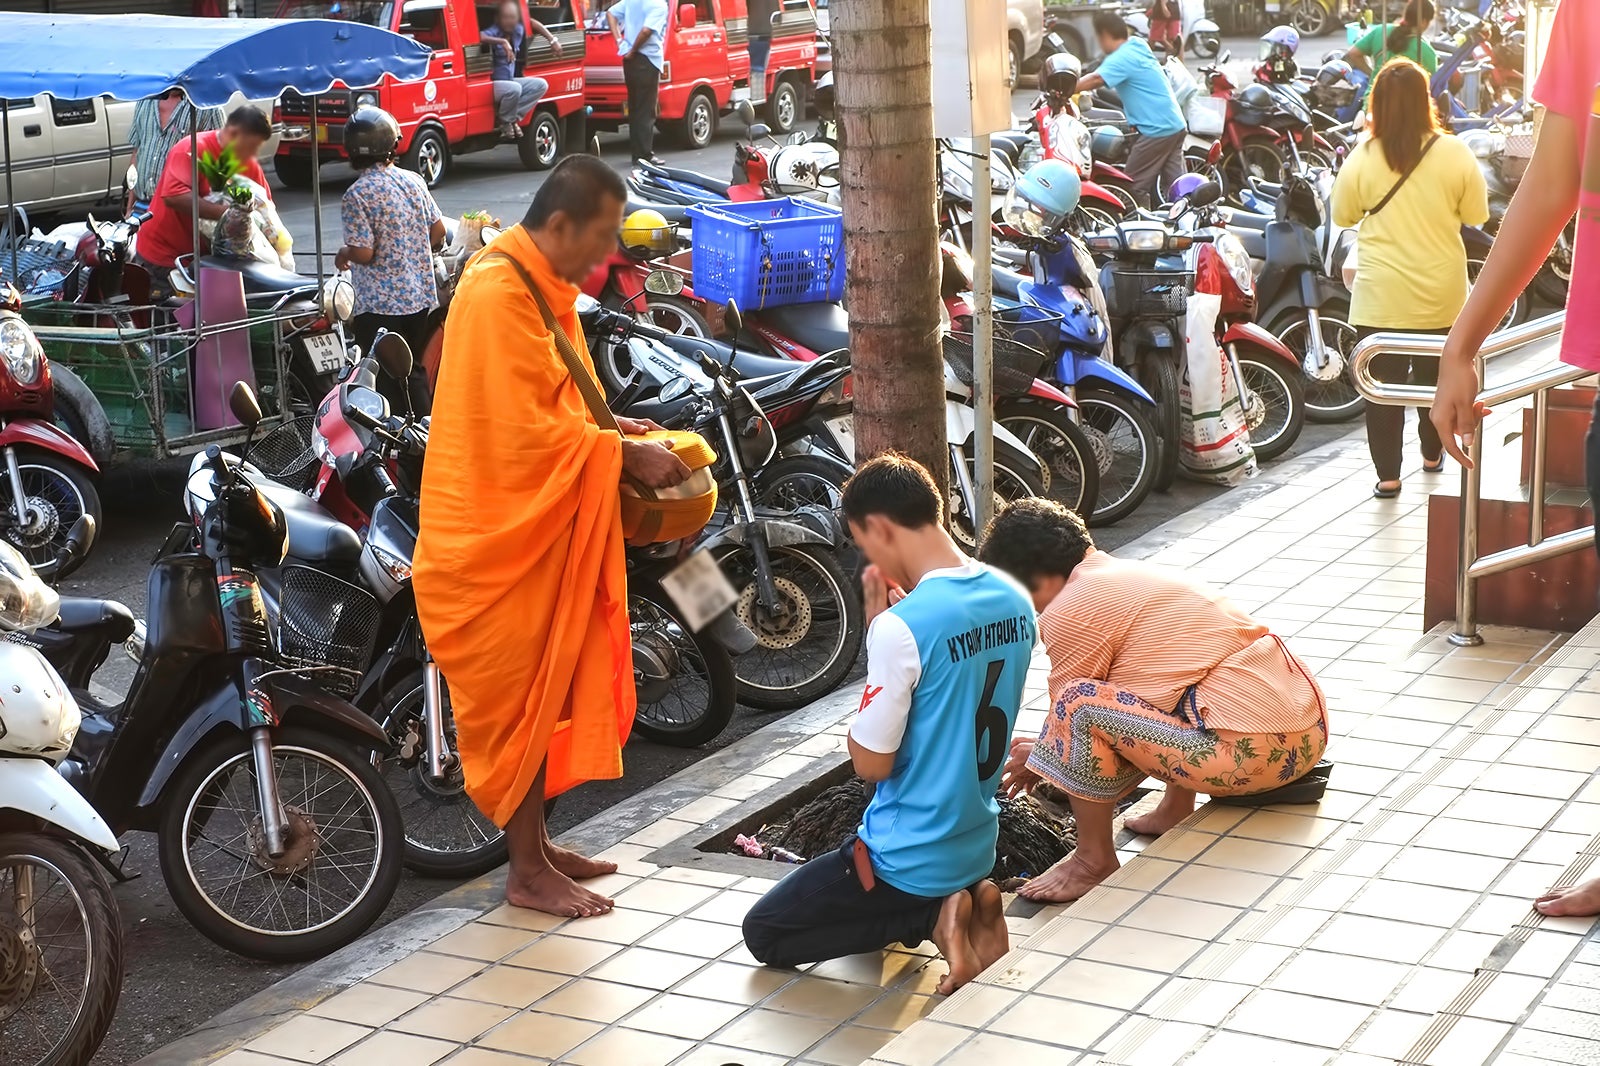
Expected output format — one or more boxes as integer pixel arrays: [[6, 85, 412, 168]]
[[608, 0, 670, 164], [743, 455, 1036, 994], [482, 0, 564, 140], [1078, 12, 1187, 206]]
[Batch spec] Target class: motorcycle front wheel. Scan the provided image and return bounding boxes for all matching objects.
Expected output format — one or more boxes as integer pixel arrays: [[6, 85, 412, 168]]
[[1076, 389, 1159, 527], [0, 449, 102, 581], [996, 398, 1101, 518], [949, 454, 1044, 550], [1139, 355, 1182, 493], [1275, 310, 1365, 423], [755, 455, 861, 581], [630, 584, 737, 745], [380, 674, 508, 879], [157, 727, 404, 962], [1237, 351, 1306, 462], [0, 833, 124, 1066], [720, 541, 863, 712]]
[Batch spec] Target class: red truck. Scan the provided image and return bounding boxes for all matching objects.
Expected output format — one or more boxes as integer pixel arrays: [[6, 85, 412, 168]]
[[271, 0, 589, 188], [584, 0, 820, 149]]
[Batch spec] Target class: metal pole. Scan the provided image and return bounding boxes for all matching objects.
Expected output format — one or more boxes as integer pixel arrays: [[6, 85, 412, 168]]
[[1529, 389, 1548, 549], [311, 95, 324, 294], [973, 133, 995, 540], [1451, 353, 1486, 648], [191, 121, 201, 340], [3, 100, 16, 284]]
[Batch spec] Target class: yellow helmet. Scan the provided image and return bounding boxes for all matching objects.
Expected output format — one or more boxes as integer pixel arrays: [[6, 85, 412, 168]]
[[620, 209, 676, 258]]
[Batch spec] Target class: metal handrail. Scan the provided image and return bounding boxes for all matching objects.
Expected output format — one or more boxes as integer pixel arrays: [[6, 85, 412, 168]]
[[1350, 312, 1584, 646]]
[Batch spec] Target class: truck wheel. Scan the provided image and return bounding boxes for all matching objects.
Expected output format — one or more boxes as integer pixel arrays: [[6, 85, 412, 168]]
[[767, 78, 800, 134], [1009, 35, 1024, 88], [675, 91, 719, 150], [274, 153, 313, 190], [518, 111, 562, 171], [403, 127, 450, 188]]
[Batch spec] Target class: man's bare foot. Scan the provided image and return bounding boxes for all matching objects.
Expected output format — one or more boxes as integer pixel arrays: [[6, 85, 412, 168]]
[[1018, 851, 1120, 903], [1124, 791, 1197, 837], [969, 880, 1009, 971], [931, 889, 981, 995], [1535, 877, 1600, 917], [546, 841, 619, 880], [506, 864, 615, 917]]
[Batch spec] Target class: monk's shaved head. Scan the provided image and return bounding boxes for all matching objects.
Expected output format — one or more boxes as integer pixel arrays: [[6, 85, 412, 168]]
[[524, 155, 628, 231]]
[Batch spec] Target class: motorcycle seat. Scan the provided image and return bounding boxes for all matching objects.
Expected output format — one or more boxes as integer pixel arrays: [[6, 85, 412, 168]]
[[635, 159, 730, 198], [993, 265, 1029, 300], [757, 302, 851, 356], [55, 597, 137, 644], [199, 255, 318, 296], [258, 482, 362, 565], [1236, 230, 1267, 261], [731, 348, 827, 382], [1224, 209, 1272, 231]]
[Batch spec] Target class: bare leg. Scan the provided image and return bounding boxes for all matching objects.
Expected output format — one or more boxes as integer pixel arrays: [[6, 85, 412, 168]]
[[1124, 786, 1197, 837], [1019, 794, 1120, 903], [503, 766, 615, 916], [1535, 877, 1600, 917], [930, 889, 980, 995], [968, 880, 1009, 972]]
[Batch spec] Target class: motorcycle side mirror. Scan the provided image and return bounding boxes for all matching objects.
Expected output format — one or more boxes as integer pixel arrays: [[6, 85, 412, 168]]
[[723, 300, 743, 336], [660, 377, 693, 402], [229, 381, 263, 431], [747, 123, 771, 140], [644, 270, 684, 296], [735, 100, 757, 126], [373, 329, 416, 382], [1219, 49, 1232, 64], [1167, 197, 1189, 221]]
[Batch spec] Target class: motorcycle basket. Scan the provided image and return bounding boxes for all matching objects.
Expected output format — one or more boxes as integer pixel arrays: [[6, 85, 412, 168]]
[[1107, 268, 1191, 319], [249, 414, 319, 493], [994, 304, 1065, 354], [276, 564, 380, 698], [942, 332, 1047, 400]]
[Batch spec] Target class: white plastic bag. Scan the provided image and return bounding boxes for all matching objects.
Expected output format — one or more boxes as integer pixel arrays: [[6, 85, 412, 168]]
[[1187, 95, 1228, 138], [1179, 291, 1258, 485]]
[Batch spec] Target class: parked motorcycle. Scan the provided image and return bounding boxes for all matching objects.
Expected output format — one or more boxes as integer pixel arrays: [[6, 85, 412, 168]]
[[0, 530, 124, 1066], [0, 283, 103, 578], [45, 384, 403, 961]]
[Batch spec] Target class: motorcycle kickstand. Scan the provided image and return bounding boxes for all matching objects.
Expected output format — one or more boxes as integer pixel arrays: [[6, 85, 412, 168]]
[[93, 844, 141, 884]]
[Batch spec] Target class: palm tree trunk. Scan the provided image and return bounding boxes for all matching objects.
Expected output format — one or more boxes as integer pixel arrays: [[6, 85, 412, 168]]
[[831, 0, 947, 496]]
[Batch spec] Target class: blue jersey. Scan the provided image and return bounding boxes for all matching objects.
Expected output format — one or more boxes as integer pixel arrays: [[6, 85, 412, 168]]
[[852, 562, 1036, 898]]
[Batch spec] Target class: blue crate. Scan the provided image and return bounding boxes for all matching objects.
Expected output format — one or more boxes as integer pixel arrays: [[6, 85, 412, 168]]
[[687, 197, 844, 309]]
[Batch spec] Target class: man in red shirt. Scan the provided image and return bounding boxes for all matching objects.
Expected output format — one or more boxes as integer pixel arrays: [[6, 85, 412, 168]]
[[136, 105, 273, 273]]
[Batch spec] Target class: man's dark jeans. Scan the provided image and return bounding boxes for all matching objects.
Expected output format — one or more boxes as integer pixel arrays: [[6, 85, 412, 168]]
[[742, 839, 945, 967], [353, 310, 433, 417], [624, 53, 661, 162]]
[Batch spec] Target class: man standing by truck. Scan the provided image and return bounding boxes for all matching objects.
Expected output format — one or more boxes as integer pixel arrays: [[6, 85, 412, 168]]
[[484, 0, 565, 141], [608, 0, 669, 164], [747, 0, 777, 105]]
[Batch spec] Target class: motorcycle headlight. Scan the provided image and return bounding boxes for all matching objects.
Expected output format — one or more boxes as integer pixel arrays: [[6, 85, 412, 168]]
[[1123, 227, 1169, 253], [352, 90, 380, 108], [322, 275, 355, 323], [369, 543, 413, 585], [1216, 232, 1255, 296], [0, 315, 42, 386]]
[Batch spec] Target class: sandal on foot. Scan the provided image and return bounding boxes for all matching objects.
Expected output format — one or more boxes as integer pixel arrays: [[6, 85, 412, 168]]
[[1374, 481, 1402, 499], [1422, 458, 1445, 473]]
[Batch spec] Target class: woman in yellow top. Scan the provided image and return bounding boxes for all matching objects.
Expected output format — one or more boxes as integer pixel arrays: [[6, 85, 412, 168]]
[[1332, 58, 1488, 498]]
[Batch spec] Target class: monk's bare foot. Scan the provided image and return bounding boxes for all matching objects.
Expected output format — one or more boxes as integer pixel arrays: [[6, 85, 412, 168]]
[[969, 880, 1009, 972], [1018, 851, 1119, 903], [1124, 790, 1197, 837], [931, 889, 980, 995], [506, 864, 614, 917], [1535, 877, 1600, 917], [546, 841, 618, 881]]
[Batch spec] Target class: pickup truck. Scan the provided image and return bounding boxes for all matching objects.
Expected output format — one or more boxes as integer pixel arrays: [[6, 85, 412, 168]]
[[271, 0, 588, 188], [584, 0, 819, 147]]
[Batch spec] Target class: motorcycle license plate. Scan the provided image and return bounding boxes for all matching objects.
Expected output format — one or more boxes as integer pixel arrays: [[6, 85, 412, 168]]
[[826, 415, 855, 461], [301, 332, 345, 373], [660, 549, 739, 633]]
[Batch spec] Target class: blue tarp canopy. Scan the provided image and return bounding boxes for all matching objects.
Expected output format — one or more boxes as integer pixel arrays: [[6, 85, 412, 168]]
[[0, 13, 433, 108]]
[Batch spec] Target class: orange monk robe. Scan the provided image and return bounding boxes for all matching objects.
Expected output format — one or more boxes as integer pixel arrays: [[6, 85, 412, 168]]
[[413, 226, 635, 827]]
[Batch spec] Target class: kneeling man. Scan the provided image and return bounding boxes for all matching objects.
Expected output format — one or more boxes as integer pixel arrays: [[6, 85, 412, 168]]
[[743, 455, 1036, 993], [980, 499, 1328, 903]]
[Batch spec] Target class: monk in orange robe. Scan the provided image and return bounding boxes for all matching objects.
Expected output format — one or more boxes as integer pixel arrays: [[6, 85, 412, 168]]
[[414, 156, 690, 917]]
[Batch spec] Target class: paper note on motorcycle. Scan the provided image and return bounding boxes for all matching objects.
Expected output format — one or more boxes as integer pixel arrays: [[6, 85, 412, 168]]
[[661, 549, 740, 633]]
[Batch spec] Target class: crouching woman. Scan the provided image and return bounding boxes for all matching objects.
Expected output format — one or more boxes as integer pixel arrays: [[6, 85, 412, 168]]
[[979, 499, 1329, 903]]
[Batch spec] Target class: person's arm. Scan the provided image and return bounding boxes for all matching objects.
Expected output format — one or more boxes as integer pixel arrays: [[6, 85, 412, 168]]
[[482, 27, 516, 58], [1458, 146, 1491, 229], [532, 17, 563, 53], [336, 190, 376, 272], [847, 608, 920, 783], [429, 218, 448, 250], [1434, 112, 1582, 464], [1078, 72, 1105, 94], [1329, 149, 1364, 229], [607, 4, 625, 47]]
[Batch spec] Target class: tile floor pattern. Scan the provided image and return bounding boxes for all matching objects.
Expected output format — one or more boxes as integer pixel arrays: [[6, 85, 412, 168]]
[[210, 448, 1600, 1066]]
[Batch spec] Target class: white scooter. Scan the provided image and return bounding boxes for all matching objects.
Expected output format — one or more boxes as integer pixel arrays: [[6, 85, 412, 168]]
[[0, 520, 125, 1066]]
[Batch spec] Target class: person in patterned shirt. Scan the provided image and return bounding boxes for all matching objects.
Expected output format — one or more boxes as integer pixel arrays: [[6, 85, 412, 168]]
[[335, 106, 446, 414]]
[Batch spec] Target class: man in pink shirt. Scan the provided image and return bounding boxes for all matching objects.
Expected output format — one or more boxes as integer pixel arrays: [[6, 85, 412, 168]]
[[1435, 0, 1600, 917]]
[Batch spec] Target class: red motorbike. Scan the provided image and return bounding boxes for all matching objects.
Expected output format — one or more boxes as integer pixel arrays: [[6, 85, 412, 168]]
[[0, 283, 103, 577], [1200, 64, 1335, 201]]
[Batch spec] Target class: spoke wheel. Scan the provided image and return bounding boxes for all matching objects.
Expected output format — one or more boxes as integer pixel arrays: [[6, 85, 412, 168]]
[[0, 452, 101, 580], [1276, 312, 1364, 423], [630, 586, 736, 746], [1075, 389, 1158, 527], [996, 399, 1101, 517], [1237, 353, 1304, 462], [0, 835, 123, 1066], [381, 676, 507, 879]]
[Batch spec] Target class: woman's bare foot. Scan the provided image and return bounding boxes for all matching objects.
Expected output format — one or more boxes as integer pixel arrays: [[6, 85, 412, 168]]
[[1535, 877, 1600, 917], [546, 841, 619, 880], [1124, 789, 1197, 837], [506, 864, 615, 917], [931, 889, 981, 995], [969, 880, 1009, 971], [1018, 851, 1120, 903]]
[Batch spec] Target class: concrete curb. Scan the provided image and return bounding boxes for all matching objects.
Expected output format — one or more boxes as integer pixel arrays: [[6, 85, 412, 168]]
[[136, 425, 1366, 1065]]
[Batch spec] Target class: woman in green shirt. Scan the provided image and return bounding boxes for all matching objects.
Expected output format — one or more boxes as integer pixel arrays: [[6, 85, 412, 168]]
[[1346, 0, 1438, 82]]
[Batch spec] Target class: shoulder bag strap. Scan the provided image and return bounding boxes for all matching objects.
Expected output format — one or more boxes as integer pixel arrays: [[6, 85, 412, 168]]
[[481, 250, 621, 433], [1364, 134, 1441, 221]]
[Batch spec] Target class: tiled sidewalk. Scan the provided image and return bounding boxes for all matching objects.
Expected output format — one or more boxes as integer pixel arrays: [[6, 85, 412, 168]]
[[183, 431, 1600, 1066]]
